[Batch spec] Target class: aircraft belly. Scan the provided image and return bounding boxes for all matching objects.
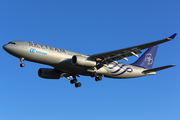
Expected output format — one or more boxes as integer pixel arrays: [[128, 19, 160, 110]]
[[54, 63, 91, 76]]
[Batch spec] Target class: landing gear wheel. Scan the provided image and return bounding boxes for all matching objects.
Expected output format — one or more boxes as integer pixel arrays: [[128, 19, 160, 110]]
[[95, 76, 102, 82], [90, 72, 97, 78], [70, 76, 81, 88], [70, 79, 77, 84], [20, 57, 25, 67], [75, 82, 82, 88], [70, 80, 74, 84], [20, 63, 25, 67], [95, 77, 99, 81], [98, 76, 102, 80], [90, 73, 94, 78]]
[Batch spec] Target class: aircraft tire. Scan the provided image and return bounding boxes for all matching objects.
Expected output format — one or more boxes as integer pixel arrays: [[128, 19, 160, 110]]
[[75, 82, 81, 88], [95, 77, 99, 81], [20, 63, 25, 67], [95, 76, 102, 82], [70, 79, 77, 84], [70, 80, 74, 84], [98, 76, 102, 80]]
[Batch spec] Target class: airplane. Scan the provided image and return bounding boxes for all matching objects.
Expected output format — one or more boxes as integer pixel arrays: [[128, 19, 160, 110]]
[[3, 33, 177, 88]]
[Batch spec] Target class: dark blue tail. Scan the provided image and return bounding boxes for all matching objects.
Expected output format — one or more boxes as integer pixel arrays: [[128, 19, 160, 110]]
[[131, 46, 158, 69]]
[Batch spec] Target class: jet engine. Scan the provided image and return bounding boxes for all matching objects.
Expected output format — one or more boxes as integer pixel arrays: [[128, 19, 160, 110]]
[[38, 68, 60, 79], [72, 55, 96, 67]]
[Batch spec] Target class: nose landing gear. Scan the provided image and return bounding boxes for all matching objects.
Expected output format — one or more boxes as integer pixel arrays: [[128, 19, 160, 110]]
[[20, 57, 25, 67]]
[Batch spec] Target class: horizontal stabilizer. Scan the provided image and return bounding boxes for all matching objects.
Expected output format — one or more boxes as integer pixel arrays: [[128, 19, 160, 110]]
[[142, 65, 176, 74]]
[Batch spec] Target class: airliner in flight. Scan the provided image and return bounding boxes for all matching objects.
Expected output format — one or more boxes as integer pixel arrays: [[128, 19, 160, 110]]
[[3, 33, 177, 88]]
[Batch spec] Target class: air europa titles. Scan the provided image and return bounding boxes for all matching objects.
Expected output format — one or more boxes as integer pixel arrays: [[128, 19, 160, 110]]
[[29, 42, 66, 54], [30, 48, 47, 55]]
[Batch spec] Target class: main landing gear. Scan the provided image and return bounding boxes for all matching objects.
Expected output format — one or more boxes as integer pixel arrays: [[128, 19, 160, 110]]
[[91, 72, 102, 82], [70, 76, 82, 88], [20, 57, 25, 67]]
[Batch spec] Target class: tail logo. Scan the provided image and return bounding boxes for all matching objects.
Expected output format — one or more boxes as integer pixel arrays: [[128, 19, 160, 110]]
[[145, 53, 153, 65]]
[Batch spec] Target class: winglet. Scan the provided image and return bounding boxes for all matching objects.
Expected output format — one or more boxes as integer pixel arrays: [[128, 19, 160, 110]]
[[168, 33, 177, 39]]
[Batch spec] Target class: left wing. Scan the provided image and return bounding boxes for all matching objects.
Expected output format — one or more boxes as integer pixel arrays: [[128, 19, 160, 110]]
[[90, 33, 177, 66]]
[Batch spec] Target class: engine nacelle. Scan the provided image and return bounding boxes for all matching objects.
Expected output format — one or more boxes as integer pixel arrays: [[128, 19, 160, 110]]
[[38, 68, 60, 79], [72, 55, 96, 67]]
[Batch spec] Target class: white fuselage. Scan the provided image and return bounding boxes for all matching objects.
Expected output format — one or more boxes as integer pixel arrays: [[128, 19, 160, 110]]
[[3, 41, 152, 79]]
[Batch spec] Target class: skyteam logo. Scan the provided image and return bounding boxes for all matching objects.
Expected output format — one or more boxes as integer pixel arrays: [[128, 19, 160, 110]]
[[30, 48, 47, 55], [145, 53, 153, 65], [107, 63, 133, 76]]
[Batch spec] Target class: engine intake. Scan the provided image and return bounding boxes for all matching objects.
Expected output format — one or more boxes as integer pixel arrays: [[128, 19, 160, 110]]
[[72, 55, 96, 67], [38, 68, 60, 79]]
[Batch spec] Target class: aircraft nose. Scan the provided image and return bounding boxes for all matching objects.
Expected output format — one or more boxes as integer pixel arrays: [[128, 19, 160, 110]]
[[3, 44, 8, 50], [3, 44, 11, 52]]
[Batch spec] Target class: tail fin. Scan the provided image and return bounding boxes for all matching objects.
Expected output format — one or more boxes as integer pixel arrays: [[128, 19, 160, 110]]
[[131, 46, 158, 69]]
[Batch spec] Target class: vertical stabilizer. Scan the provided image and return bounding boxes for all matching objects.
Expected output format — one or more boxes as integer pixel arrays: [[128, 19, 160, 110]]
[[131, 46, 158, 69]]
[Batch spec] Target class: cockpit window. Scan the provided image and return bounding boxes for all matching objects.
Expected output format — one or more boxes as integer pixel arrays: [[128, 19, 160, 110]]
[[8, 42, 16, 44]]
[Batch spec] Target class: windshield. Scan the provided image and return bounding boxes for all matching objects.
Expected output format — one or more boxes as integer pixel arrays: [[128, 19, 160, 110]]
[[8, 42, 16, 44]]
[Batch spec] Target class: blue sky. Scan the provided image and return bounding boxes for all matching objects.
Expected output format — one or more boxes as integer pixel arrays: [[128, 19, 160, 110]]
[[1, 0, 180, 120]]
